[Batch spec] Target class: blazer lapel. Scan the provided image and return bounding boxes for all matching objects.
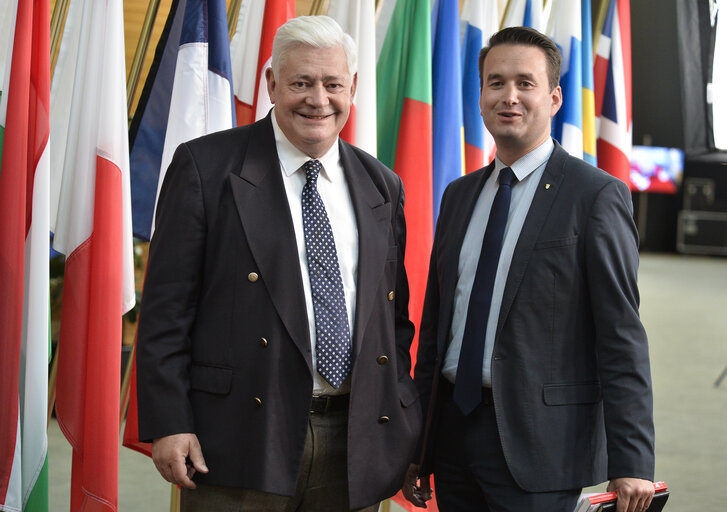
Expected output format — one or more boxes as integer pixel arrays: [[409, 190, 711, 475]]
[[497, 143, 568, 334], [339, 142, 388, 358], [228, 116, 313, 373]]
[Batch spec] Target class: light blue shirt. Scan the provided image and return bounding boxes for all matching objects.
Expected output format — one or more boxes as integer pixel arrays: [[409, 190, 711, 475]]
[[442, 139, 555, 387]]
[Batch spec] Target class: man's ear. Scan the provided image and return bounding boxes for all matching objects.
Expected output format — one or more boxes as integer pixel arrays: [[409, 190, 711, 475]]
[[350, 72, 358, 101], [550, 85, 563, 117], [265, 67, 276, 103]]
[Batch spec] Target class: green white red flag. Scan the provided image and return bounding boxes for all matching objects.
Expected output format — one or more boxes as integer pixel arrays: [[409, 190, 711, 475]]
[[0, 0, 50, 510]]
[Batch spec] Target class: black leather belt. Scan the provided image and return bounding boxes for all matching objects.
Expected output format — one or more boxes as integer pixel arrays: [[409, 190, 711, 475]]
[[440, 378, 494, 407], [310, 394, 350, 414]]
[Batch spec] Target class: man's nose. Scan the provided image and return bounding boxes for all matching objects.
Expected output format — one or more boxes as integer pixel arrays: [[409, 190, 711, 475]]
[[503, 84, 519, 105], [306, 84, 328, 107]]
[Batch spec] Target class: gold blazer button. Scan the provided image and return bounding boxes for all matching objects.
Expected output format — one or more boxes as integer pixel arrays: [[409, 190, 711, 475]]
[[377, 355, 389, 365], [260, 337, 268, 347], [248, 272, 259, 282], [387, 291, 395, 301], [254, 397, 263, 407], [377, 416, 390, 424]]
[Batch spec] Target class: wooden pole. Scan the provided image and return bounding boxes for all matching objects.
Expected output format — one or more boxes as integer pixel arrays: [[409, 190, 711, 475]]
[[593, 0, 610, 57], [119, 340, 135, 429], [227, 0, 242, 40], [127, 0, 162, 117], [47, 348, 58, 427], [50, 0, 70, 80]]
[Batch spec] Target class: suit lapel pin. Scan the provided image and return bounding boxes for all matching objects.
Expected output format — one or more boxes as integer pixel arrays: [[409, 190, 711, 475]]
[[545, 183, 551, 189]]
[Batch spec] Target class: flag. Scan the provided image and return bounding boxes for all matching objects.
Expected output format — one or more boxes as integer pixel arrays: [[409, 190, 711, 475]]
[[376, 2, 433, 507], [124, 0, 237, 456], [49, 0, 135, 508], [461, 0, 499, 173], [431, 0, 463, 222], [581, 0, 596, 165], [501, 0, 545, 31], [594, 0, 632, 185], [0, 0, 50, 510], [230, 0, 295, 126], [129, 0, 237, 241], [328, 0, 377, 156], [377, 0, 432, 347], [548, 0, 585, 160]]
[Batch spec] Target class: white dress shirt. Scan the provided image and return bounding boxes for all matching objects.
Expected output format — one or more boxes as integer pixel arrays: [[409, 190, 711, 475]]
[[271, 111, 358, 395], [442, 139, 554, 387]]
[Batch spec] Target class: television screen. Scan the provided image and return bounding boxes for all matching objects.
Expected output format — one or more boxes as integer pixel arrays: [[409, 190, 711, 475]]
[[630, 145, 684, 194]]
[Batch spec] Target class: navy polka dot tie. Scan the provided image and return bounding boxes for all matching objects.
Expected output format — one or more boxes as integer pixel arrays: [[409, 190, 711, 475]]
[[302, 160, 351, 389]]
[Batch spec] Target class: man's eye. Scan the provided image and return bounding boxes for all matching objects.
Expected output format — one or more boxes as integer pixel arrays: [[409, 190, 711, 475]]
[[519, 82, 534, 87], [293, 82, 307, 88]]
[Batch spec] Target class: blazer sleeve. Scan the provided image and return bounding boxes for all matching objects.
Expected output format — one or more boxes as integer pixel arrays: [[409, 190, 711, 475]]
[[585, 179, 655, 481], [136, 143, 207, 442], [392, 176, 416, 383]]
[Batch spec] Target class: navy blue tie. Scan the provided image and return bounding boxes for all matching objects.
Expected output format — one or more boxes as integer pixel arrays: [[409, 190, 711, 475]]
[[454, 167, 516, 415], [302, 160, 351, 389]]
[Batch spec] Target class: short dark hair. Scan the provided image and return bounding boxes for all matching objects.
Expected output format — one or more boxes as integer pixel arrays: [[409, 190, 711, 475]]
[[478, 26, 561, 91]]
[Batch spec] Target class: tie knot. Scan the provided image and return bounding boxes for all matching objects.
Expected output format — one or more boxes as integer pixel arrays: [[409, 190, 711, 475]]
[[498, 167, 516, 187], [304, 159, 322, 184]]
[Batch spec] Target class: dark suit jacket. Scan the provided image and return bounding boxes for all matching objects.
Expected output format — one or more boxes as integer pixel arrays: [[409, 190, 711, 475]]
[[136, 115, 422, 509], [415, 142, 654, 492]]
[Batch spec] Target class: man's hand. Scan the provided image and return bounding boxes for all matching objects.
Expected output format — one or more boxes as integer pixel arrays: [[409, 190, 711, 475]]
[[607, 477, 654, 512], [152, 433, 209, 489], [402, 464, 432, 508]]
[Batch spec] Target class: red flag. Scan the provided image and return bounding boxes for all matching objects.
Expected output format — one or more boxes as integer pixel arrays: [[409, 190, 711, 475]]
[[49, 0, 135, 508]]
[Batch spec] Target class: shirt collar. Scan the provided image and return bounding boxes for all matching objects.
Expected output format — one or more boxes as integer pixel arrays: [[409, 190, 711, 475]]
[[271, 110, 341, 183], [494, 138, 554, 182]]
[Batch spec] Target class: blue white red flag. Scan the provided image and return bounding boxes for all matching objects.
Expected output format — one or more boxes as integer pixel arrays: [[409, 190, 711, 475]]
[[594, 0, 632, 185], [460, 0, 498, 173], [128, 0, 235, 241]]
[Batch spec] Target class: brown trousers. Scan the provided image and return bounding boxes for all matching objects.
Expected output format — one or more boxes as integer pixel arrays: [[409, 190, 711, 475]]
[[180, 408, 379, 512]]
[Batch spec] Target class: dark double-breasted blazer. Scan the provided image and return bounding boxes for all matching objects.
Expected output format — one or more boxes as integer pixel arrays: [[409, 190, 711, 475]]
[[136, 115, 422, 509], [415, 142, 654, 492]]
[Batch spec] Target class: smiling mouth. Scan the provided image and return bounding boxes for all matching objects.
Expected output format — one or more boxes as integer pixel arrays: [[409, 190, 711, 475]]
[[499, 112, 520, 118], [298, 113, 333, 120]]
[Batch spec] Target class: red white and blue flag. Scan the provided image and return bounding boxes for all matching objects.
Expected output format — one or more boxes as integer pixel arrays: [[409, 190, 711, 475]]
[[128, 0, 236, 241], [594, 0, 632, 185], [460, 0, 498, 173]]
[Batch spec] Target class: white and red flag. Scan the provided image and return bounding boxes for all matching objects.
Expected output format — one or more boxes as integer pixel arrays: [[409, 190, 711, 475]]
[[230, 0, 295, 126], [328, 0, 377, 156], [49, 0, 135, 509]]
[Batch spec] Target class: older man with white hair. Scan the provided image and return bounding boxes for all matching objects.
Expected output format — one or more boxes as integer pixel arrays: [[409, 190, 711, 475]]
[[136, 15, 422, 512]]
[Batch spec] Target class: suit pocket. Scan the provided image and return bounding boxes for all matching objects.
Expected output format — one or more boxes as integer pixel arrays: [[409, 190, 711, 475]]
[[387, 245, 399, 262], [398, 376, 421, 407], [372, 202, 392, 223], [190, 364, 233, 395], [543, 382, 601, 405], [534, 235, 579, 250]]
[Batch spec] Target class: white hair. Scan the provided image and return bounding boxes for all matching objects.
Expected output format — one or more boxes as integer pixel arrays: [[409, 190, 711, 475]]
[[271, 16, 357, 77]]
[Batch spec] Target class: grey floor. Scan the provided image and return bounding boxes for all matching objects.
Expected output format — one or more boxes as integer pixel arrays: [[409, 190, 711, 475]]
[[47, 253, 727, 511]]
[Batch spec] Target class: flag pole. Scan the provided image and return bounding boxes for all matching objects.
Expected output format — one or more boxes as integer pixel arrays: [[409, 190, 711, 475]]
[[119, 338, 135, 429], [593, 0, 610, 55], [47, 347, 58, 427], [50, 0, 70, 79], [127, 0, 162, 116], [227, 0, 242, 40]]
